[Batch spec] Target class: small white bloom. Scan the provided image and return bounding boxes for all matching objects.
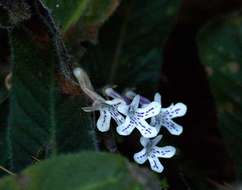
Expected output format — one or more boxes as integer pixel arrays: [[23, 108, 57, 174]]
[[134, 135, 176, 173], [117, 95, 161, 138], [151, 93, 187, 135], [73, 67, 126, 132], [83, 98, 126, 132]]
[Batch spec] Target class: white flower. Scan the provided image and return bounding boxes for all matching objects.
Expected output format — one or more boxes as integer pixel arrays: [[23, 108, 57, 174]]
[[151, 93, 187, 135], [117, 95, 161, 138], [82, 98, 126, 132], [134, 135, 176, 173], [73, 67, 125, 132]]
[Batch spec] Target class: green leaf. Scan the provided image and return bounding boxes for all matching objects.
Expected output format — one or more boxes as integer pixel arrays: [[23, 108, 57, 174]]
[[0, 152, 161, 190], [198, 13, 242, 178], [79, 0, 181, 94], [43, 0, 119, 32], [7, 25, 96, 172]]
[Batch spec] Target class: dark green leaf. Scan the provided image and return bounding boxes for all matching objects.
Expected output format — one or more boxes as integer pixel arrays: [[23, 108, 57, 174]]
[[79, 0, 181, 94], [7, 25, 96, 172], [198, 13, 242, 178], [0, 152, 161, 190], [43, 0, 120, 32]]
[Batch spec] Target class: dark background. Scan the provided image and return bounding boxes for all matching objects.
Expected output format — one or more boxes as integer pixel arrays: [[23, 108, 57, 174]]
[[162, 0, 242, 189]]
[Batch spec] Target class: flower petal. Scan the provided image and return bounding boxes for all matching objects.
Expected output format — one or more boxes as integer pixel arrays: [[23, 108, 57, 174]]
[[162, 103, 187, 119], [140, 137, 149, 147], [110, 109, 125, 125], [106, 98, 125, 108], [152, 146, 176, 158], [154, 93, 161, 105], [136, 119, 158, 138], [148, 157, 164, 173], [136, 102, 161, 119], [133, 148, 148, 164], [117, 104, 129, 115], [97, 110, 111, 132], [163, 120, 183, 135], [130, 95, 140, 110], [116, 117, 135, 136]]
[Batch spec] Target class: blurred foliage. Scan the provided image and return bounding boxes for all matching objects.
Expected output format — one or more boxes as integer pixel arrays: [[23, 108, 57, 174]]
[[74, 0, 181, 95], [44, 0, 120, 32], [198, 12, 242, 179], [0, 152, 161, 190]]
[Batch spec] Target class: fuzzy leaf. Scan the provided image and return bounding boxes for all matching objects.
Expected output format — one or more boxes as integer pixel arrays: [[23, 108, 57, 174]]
[[0, 152, 161, 190], [6, 26, 96, 172], [198, 13, 242, 178]]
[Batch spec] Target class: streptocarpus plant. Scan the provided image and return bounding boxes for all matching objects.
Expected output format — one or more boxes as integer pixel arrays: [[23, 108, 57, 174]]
[[74, 67, 187, 173], [0, 1, 187, 188]]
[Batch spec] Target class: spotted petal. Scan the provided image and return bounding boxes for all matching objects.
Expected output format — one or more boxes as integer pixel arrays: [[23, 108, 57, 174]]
[[162, 103, 187, 119], [148, 157, 164, 173], [152, 146, 176, 158], [106, 98, 125, 108], [163, 120, 183, 135], [109, 109, 125, 126], [116, 117, 135, 136], [134, 148, 148, 164], [97, 110, 111, 132], [136, 119, 158, 138], [136, 102, 161, 119]]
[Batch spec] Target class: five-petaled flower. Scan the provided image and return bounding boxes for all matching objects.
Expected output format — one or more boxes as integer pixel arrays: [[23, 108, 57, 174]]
[[150, 93, 187, 135], [117, 95, 161, 138], [134, 135, 176, 173]]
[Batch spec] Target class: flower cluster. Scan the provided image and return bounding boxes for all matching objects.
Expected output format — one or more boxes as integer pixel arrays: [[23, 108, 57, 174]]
[[74, 68, 187, 173]]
